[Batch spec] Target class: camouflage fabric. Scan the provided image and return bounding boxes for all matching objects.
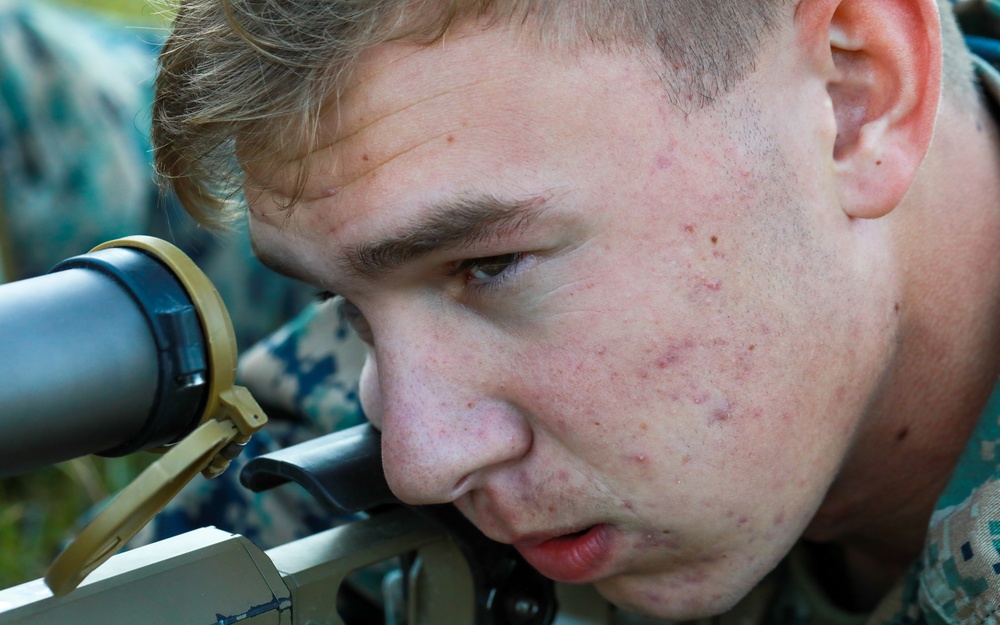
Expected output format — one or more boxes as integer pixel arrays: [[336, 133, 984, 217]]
[[914, 384, 1000, 625]]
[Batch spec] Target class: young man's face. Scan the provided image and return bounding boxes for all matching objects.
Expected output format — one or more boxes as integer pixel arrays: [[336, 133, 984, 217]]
[[248, 24, 898, 619]]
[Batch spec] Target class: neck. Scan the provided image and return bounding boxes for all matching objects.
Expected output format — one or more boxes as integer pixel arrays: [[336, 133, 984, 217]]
[[806, 88, 1000, 604]]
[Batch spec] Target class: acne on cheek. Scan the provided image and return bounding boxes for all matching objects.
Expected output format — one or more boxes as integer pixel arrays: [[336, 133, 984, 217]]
[[645, 336, 761, 426], [655, 338, 696, 369], [679, 223, 764, 303], [688, 274, 723, 294], [662, 297, 783, 408], [708, 400, 734, 426], [653, 154, 675, 171], [619, 450, 658, 480]]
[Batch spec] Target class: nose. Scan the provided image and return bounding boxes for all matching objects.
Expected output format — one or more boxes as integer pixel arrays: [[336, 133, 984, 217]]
[[363, 327, 532, 506]]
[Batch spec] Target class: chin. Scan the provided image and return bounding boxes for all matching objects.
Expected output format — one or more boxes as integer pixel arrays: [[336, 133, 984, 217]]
[[592, 569, 754, 621]]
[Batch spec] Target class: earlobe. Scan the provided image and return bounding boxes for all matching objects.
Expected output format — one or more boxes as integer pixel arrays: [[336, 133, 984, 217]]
[[797, 0, 942, 219]]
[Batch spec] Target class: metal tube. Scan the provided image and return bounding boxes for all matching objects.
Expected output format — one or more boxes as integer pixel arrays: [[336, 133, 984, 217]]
[[0, 267, 159, 476]]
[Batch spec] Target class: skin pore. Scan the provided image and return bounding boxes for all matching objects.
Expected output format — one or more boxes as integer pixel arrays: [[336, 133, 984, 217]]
[[245, 2, 1000, 619]]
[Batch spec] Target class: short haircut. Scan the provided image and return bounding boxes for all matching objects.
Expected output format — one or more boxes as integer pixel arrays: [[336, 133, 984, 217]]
[[151, 0, 971, 225]]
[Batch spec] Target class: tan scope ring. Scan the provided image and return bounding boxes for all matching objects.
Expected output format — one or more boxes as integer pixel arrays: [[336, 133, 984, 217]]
[[45, 236, 267, 597], [92, 236, 239, 436]]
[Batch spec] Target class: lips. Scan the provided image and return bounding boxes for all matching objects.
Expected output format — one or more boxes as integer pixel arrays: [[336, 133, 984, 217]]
[[513, 524, 614, 583]]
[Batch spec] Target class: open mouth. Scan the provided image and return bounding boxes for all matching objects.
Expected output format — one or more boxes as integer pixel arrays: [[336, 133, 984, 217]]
[[513, 524, 613, 583]]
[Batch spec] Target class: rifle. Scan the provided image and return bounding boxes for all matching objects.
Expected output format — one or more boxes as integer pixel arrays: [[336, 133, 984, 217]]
[[0, 238, 614, 625]]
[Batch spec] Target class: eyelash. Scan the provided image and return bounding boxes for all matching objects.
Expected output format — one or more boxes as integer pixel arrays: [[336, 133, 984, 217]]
[[312, 252, 526, 343], [313, 253, 525, 302], [451, 253, 526, 295]]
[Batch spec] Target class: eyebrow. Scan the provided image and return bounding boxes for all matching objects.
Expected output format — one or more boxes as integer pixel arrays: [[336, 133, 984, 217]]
[[344, 193, 549, 279]]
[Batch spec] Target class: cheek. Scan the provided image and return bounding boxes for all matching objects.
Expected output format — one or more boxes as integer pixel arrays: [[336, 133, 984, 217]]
[[511, 255, 858, 515]]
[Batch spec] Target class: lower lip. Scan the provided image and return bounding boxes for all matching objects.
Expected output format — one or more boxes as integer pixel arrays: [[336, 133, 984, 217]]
[[514, 524, 614, 583]]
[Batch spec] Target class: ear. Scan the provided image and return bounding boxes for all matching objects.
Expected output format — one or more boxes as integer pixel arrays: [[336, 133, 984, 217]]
[[795, 0, 943, 219]]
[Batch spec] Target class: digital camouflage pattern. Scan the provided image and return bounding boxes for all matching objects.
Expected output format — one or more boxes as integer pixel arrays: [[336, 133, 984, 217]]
[[915, 381, 1000, 625]]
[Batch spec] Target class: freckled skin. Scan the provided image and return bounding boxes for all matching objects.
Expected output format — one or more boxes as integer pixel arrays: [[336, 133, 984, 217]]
[[248, 24, 903, 621]]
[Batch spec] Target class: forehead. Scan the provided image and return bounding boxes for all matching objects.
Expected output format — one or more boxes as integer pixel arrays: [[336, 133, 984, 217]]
[[251, 25, 668, 202], [246, 26, 709, 285]]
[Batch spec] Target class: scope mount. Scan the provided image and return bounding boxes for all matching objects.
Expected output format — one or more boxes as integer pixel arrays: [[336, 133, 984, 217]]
[[43, 237, 269, 597]]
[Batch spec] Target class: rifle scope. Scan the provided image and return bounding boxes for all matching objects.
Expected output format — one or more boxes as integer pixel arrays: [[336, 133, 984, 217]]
[[0, 237, 237, 477]]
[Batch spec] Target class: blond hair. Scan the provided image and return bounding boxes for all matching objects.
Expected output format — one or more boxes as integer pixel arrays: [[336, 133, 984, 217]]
[[153, 0, 791, 224], [151, 0, 972, 225]]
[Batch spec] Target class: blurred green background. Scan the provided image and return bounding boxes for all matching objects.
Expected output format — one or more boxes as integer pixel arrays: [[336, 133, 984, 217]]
[[0, 0, 169, 590], [59, 0, 159, 19]]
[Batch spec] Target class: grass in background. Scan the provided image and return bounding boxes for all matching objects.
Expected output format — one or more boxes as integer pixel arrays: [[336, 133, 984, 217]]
[[0, 455, 155, 587], [0, 0, 168, 590]]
